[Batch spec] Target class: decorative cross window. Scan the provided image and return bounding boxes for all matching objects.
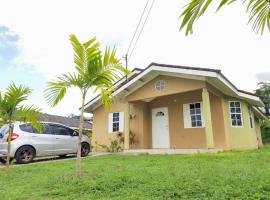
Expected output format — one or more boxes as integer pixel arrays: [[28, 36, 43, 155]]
[[155, 80, 165, 91], [229, 101, 243, 127]]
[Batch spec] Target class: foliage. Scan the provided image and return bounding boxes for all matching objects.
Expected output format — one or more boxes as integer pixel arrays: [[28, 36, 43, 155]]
[[260, 118, 270, 143], [97, 139, 122, 153], [256, 81, 270, 116], [0, 83, 42, 167], [260, 118, 270, 129], [1, 147, 270, 199], [45, 34, 130, 176], [261, 128, 270, 143], [179, 0, 270, 35], [117, 131, 137, 146]]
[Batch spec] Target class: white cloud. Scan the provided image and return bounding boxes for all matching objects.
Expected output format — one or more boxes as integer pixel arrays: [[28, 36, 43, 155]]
[[0, 0, 269, 116]]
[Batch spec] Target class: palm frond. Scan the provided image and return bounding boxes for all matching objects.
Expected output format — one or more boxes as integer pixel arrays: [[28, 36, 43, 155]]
[[179, 0, 270, 35], [16, 105, 43, 131], [69, 34, 100, 75], [0, 83, 32, 121], [5, 82, 32, 108], [45, 74, 74, 107], [245, 0, 270, 34]]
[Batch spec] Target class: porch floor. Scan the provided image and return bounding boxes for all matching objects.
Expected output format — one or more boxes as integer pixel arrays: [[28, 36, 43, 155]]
[[123, 148, 223, 155]]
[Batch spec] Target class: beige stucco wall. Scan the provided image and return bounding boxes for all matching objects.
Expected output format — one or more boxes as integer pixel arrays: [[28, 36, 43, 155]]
[[209, 93, 227, 148], [92, 101, 126, 151], [127, 75, 206, 102], [222, 98, 258, 150]]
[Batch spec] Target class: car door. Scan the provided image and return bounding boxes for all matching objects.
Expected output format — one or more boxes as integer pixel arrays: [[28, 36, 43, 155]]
[[30, 124, 55, 156], [49, 124, 77, 155]]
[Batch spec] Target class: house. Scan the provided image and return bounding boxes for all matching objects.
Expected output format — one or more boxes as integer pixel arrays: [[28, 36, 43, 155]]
[[85, 63, 266, 151], [42, 113, 92, 132]]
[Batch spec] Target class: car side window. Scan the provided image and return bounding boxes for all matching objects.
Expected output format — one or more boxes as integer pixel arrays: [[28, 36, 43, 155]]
[[19, 124, 34, 133], [50, 125, 73, 136], [42, 124, 52, 134]]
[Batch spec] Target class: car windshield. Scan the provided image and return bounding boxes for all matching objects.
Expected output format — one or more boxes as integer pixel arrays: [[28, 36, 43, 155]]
[[0, 124, 9, 138]]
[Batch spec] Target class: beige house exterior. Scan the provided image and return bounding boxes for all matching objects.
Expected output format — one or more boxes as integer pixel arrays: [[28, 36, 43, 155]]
[[85, 63, 266, 151]]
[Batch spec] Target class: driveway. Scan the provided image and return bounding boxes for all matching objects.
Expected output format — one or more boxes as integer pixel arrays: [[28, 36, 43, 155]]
[[0, 155, 77, 167]]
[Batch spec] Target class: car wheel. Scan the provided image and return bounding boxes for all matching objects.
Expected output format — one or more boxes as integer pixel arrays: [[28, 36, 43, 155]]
[[81, 142, 90, 157], [15, 146, 35, 164], [0, 157, 13, 164]]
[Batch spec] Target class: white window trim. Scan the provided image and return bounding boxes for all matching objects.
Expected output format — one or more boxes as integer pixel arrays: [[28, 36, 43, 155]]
[[108, 112, 124, 134], [183, 102, 205, 129], [229, 101, 243, 128]]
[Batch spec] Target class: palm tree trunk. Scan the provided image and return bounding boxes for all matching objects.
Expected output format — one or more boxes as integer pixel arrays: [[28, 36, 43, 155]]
[[76, 92, 86, 177], [6, 123, 12, 168]]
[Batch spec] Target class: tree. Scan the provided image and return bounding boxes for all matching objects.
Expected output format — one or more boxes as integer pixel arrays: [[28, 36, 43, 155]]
[[179, 0, 270, 35], [45, 34, 130, 176], [0, 83, 42, 167], [256, 81, 270, 116]]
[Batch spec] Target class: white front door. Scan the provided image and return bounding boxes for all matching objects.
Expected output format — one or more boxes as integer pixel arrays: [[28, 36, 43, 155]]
[[152, 107, 170, 148]]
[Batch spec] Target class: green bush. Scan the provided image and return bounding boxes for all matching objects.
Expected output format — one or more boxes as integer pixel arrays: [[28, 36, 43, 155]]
[[262, 128, 270, 144]]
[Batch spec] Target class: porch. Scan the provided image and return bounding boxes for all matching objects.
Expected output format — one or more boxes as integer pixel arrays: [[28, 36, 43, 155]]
[[123, 87, 228, 150]]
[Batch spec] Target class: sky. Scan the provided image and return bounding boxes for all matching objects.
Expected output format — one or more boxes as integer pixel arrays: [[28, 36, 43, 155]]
[[0, 0, 269, 116]]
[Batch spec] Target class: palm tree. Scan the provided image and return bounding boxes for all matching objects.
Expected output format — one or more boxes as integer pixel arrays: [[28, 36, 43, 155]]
[[0, 83, 42, 167], [45, 34, 130, 176], [179, 0, 270, 35]]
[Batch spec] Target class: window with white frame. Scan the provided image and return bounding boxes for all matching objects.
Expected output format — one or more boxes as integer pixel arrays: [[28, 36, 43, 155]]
[[112, 113, 120, 132], [183, 102, 204, 128], [248, 106, 254, 128], [108, 112, 124, 133], [229, 101, 243, 127]]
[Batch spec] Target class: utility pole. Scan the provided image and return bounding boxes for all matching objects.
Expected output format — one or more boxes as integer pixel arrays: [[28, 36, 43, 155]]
[[123, 54, 128, 80], [123, 54, 128, 70]]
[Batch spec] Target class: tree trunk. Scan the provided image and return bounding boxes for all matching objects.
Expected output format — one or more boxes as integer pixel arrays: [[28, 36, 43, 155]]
[[76, 92, 86, 177], [6, 123, 12, 168]]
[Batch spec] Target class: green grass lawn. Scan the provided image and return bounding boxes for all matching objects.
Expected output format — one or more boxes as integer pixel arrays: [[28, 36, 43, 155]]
[[1, 147, 270, 200]]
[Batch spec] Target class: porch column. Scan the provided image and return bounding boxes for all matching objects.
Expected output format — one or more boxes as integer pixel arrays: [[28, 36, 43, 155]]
[[202, 88, 214, 148], [124, 103, 130, 150]]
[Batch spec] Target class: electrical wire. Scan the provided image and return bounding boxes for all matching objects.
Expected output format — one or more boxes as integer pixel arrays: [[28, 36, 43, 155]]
[[126, 0, 150, 56], [128, 0, 155, 61]]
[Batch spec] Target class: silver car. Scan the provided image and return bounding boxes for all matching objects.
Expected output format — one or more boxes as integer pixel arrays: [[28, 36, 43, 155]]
[[0, 122, 91, 164]]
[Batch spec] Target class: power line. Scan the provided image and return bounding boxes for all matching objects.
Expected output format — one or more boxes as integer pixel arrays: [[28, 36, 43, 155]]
[[126, 0, 150, 56], [129, 0, 155, 62]]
